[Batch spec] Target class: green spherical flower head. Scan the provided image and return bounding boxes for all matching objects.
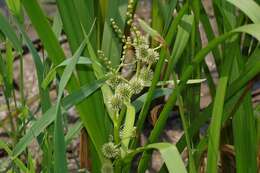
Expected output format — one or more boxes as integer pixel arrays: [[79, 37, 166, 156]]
[[108, 94, 123, 111], [129, 78, 144, 94], [146, 48, 159, 64], [140, 68, 154, 81], [102, 142, 120, 159], [135, 44, 149, 60], [115, 83, 132, 100], [107, 74, 122, 89]]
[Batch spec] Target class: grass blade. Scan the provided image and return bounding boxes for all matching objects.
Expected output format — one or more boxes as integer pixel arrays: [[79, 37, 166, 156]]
[[16, 20, 51, 112], [206, 77, 228, 173], [0, 140, 28, 172], [230, 48, 257, 173], [164, 14, 194, 80], [12, 79, 105, 158], [147, 143, 187, 173], [227, 0, 260, 23], [21, 0, 65, 64], [0, 12, 22, 53], [53, 38, 88, 173], [127, 143, 187, 173], [65, 121, 83, 145]]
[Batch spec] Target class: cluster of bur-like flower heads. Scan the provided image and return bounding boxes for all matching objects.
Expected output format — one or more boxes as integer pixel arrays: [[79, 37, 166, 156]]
[[100, 0, 161, 162], [98, 18, 160, 113]]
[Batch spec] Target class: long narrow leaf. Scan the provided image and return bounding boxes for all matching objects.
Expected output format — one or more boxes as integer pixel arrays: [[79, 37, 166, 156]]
[[206, 77, 228, 173], [12, 79, 105, 158]]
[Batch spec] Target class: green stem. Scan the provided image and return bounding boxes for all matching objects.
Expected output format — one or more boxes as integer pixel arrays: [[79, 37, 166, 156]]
[[172, 71, 196, 172], [114, 112, 120, 145], [19, 55, 25, 107], [4, 94, 16, 141]]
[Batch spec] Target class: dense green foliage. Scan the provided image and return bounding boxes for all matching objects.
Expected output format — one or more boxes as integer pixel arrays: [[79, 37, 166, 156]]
[[0, 0, 260, 172]]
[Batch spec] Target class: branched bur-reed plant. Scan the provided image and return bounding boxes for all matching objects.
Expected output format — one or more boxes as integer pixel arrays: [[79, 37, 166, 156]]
[[1, 0, 260, 172], [99, 18, 161, 170]]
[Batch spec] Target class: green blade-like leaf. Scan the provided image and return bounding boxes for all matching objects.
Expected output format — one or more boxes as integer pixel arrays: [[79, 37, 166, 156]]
[[65, 121, 83, 145], [230, 47, 257, 173], [21, 0, 65, 64], [0, 53, 12, 98], [127, 143, 187, 173], [52, 12, 63, 38], [147, 143, 187, 173], [16, 20, 51, 112], [165, 2, 189, 45], [144, 79, 206, 87], [138, 18, 164, 44], [54, 107, 67, 173], [0, 12, 22, 53], [58, 56, 92, 67], [56, 39, 87, 102], [227, 0, 260, 23], [121, 102, 135, 156], [5, 0, 21, 16], [12, 79, 105, 158], [53, 38, 87, 173], [206, 77, 228, 173], [41, 56, 93, 89], [164, 14, 194, 80], [0, 140, 28, 172], [161, 0, 177, 35], [233, 24, 260, 40], [5, 41, 14, 87]]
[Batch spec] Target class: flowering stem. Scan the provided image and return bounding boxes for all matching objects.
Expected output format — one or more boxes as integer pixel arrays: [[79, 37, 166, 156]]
[[113, 112, 120, 145], [136, 61, 140, 76], [114, 123, 120, 145]]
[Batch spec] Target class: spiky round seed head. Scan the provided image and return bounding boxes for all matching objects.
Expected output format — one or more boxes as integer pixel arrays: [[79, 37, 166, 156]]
[[145, 48, 159, 64], [107, 75, 122, 88], [140, 68, 153, 81], [115, 83, 132, 100], [129, 78, 144, 94], [135, 44, 149, 60], [108, 94, 123, 111], [102, 142, 120, 159]]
